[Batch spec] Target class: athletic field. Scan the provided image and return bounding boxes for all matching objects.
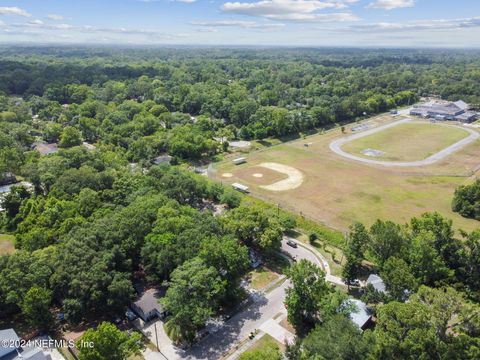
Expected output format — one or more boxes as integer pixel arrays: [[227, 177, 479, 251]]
[[212, 115, 480, 232]]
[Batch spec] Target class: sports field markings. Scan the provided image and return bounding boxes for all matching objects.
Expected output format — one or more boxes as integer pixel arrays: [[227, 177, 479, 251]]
[[258, 162, 304, 191], [329, 118, 480, 167]]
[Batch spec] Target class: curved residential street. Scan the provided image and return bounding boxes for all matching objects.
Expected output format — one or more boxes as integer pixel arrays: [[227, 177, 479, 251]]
[[329, 118, 480, 167], [155, 237, 345, 360]]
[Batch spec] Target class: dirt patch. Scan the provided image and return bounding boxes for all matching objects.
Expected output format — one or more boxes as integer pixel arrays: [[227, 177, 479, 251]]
[[235, 166, 287, 186], [258, 162, 304, 191], [279, 318, 296, 335]]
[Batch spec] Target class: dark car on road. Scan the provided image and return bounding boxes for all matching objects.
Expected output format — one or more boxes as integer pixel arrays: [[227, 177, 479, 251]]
[[286, 239, 298, 248]]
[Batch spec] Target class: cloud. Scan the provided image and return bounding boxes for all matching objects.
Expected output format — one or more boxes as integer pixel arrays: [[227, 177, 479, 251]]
[[196, 27, 218, 33], [5, 21, 189, 40], [47, 14, 64, 21], [221, 0, 359, 22], [0, 7, 31, 17], [348, 17, 480, 32], [367, 0, 415, 10], [191, 19, 285, 29], [139, 0, 197, 2]]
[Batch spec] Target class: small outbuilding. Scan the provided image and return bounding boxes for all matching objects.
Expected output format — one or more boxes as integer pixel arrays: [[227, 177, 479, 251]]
[[348, 299, 375, 331], [232, 157, 247, 165], [152, 155, 172, 165], [232, 183, 249, 193], [366, 274, 387, 294]]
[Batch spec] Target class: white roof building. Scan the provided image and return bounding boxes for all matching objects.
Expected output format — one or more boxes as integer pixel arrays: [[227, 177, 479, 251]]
[[366, 274, 387, 294]]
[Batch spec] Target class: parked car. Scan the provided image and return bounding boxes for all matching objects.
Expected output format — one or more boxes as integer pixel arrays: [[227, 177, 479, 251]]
[[125, 308, 138, 321], [286, 239, 298, 248]]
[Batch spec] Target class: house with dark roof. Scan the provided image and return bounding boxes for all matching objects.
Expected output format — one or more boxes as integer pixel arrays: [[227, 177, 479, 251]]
[[131, 288, 168, 322]]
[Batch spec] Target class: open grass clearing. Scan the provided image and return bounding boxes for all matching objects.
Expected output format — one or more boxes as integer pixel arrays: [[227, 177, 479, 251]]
[[212, 114, 480, 233], [342, 122, 470, 162], [0, 234, 15, 255], [247, 268, 279, 291], [246, 333, 284, 353], [246, 254, 290, 291]]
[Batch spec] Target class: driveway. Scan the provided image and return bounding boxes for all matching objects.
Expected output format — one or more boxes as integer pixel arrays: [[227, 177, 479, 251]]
[[329, 118, 480, 167]]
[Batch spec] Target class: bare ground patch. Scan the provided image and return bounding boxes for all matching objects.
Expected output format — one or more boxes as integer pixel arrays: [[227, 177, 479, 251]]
[[258, 162, 304, 191], [235, 166, 288, 186]]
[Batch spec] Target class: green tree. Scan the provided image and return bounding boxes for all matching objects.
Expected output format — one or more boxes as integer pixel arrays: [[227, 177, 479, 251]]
[[21, 286, 54, 330], [452, 179, 480, 220], [77, 322, 143, 360], [285, 260, 332, 334], [59, 126, 82, 148], [161, 258, 226, 343], [301, 315, 373, 360], [342, 223, 369, 284], [381, 257, 417, 301]]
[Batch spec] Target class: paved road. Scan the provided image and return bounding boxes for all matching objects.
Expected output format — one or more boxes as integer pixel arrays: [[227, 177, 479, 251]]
[[282, 237, 345, 286], [158, 238, 345, 360], [329, 118, 480, 167]]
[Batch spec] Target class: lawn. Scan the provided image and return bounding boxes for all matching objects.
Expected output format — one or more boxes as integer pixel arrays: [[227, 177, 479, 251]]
[[211, 114, 480, 234], [245, 333, 283, 354], [342, 122, 470, 162], [0, 234, 15, 255], [247, 255, 290, 291]]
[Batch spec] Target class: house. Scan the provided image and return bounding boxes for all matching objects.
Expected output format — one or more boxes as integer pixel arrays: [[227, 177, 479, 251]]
[[410, 100, 476, 123], [347, 299, 375, 331], [152, 155, 172, 165], [232, 183, 249, 193], [232, 157, 247, 165], [0, 329, 48, 360], [131, 288, 168, 322], [31, 141, 59, 155], [366, 274, 387, 294], [0, 329, 19, 358]]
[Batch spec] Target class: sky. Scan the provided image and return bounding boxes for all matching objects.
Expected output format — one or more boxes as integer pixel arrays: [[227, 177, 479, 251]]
[[0, 0, 480, 47]]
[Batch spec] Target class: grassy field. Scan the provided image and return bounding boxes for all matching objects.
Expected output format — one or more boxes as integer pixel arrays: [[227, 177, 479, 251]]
[[245, 333, 283, 354], [212, 115, 480, 233], [247, 255, 290, 291], [342, 122, 470, 161], [0, 234, 15, 255]]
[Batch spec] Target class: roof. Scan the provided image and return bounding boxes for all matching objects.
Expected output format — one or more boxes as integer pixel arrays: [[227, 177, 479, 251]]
[[152, 155, 172, 165], [366, 274, 387, 293], [454, 100, 469, 110], [0, 328, 19, 343], [133, 288, 165, 314], [232, 183, 249, 191], [412, 100, 469, 117], [0, 329, 47, 360], [32, 141, 59, 155], [348, 299, 372, 329]]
